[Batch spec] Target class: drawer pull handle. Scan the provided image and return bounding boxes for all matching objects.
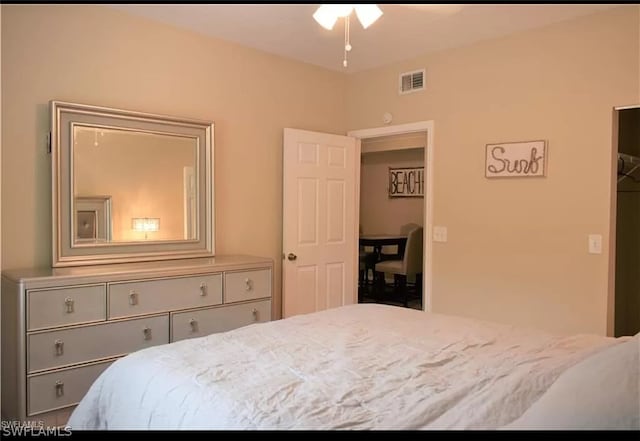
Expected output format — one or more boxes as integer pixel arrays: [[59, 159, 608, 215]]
[[245, 278, 253, 291], [252, 308, 258, 321], [64, 297, 74, 313], [129, 291, 138, 306], [143, 327, 152, 340], [199, 283, 207, 297], [54, 339, 64, 356], [189, 318, 199, 333], [55, 380, 64, 398]]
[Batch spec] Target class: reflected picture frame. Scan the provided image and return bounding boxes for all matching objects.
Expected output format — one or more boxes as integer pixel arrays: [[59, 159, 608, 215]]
[[74, 196, 112, 243]]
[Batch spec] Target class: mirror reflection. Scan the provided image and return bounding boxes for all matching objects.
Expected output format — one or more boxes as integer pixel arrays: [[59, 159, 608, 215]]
[[52, 100, 214, 267], [72, 126, 198, 244]]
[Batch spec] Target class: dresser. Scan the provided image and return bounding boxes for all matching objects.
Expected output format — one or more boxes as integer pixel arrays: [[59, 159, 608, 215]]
[[1, 255, 273, 426]]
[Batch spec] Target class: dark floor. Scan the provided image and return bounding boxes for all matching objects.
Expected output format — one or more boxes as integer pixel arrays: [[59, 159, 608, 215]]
[[358, 278, 422, 311]]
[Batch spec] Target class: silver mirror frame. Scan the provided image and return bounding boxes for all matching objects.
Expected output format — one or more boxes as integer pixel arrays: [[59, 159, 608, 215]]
[[51, 100, 215, 267]]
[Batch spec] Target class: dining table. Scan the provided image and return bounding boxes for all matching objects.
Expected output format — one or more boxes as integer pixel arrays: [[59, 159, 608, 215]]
[[359, 233, 408, 288], [359, 233, 408, 262]]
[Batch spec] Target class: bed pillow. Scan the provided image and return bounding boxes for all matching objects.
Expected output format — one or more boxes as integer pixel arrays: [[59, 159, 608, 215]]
[[506, 334, 639, 430]]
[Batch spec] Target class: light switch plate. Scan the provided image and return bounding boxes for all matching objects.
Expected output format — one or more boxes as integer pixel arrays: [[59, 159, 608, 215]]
[[433, 226, 447, 243], [588, 234, 602, 254]]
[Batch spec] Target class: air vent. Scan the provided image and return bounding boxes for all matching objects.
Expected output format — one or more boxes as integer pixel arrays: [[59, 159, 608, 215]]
[[399, 69, 425, 95]]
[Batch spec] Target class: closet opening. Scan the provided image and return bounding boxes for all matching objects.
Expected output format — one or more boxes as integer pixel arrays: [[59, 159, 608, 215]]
[[612, 106, 640, 337]]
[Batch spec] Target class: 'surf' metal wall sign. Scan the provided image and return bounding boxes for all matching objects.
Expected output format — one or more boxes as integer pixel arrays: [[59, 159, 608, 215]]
[[388, 167, 424, 198], [485, 140, 547, 178]]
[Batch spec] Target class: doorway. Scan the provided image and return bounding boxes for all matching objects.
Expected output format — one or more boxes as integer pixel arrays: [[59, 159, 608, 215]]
[[359, 142, 425, 309], [348, 121, 434, 312], [281, 122, 433, 318], [611, 106, 640, 337]]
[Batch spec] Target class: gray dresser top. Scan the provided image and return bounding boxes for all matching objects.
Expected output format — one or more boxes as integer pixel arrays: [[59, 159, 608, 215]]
[[2, 255, 273, 289]]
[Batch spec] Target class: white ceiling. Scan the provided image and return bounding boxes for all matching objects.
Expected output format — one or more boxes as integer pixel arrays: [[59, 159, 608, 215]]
[[107, 4, 621, 74]]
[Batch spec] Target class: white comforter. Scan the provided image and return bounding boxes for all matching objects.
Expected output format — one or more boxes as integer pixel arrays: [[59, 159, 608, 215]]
[[68, 304, 620, 430]]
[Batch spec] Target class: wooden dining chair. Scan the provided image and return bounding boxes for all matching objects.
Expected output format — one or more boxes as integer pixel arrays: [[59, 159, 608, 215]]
[[374, 226, 423, 307], [358, 225, 376, 290]]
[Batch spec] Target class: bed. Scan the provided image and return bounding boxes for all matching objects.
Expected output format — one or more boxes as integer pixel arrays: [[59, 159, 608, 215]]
[[68, 303, 639, 430]]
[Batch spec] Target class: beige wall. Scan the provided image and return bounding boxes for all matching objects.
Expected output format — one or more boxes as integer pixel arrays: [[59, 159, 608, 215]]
[[0, 4, 348, 319], [360, 148, 424, 239], [347, 6, 640, 335], [2, 5, 640, 336]]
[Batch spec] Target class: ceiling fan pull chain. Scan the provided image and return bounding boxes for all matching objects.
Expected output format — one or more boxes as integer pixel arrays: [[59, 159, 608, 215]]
[[343, 15, 351, 68]]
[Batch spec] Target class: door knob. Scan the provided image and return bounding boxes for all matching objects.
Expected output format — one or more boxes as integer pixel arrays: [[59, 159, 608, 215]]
[[287, 253, 297, 261]]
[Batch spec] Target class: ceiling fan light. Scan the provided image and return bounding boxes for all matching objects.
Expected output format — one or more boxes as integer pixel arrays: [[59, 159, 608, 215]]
[[312, 4, 381, 68], [354, 4, 383, 29], [313, 6, 338, 30]]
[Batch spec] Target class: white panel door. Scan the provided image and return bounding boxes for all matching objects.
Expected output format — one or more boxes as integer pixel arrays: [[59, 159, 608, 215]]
[[283, 128, 358, 318]]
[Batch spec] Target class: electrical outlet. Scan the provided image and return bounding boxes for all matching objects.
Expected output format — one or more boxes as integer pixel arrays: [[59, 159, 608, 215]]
[[588, 234, 602, 254], [433, 226, 447, 243]]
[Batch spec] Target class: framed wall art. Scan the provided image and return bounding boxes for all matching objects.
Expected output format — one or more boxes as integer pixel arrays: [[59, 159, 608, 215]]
[[485, 140, 547, 178], [388, 166, 424, 197]]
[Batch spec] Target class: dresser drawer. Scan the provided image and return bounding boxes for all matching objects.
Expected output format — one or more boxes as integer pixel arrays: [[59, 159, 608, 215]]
[[224, 269, 271, 303], [108, 274, 222, 319], [171, 299, 271, 342], [28, 315, 169, 373], [27, 285, 106, 331], [27, 360, 112, 416]]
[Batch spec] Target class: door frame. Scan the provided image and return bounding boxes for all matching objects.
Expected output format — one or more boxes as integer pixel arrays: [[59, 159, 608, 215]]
[[348, 121, 434, 312]]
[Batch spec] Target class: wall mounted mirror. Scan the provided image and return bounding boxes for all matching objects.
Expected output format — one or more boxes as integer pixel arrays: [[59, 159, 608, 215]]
[[51, 101, 214, 267]]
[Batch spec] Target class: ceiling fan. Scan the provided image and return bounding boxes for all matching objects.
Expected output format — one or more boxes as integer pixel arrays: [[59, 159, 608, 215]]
[[312, 4, 462, 68]]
